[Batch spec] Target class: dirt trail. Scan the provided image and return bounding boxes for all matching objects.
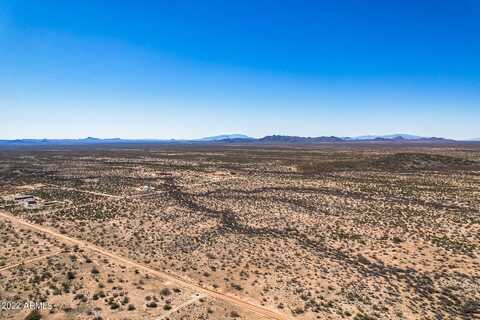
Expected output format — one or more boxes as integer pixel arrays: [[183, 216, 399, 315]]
[[0, 250, 63, 272], [156, 293, 206, 320], [0, 211, 289, 320], [45, 184, 123, 198], [46, 183, 166, 200]]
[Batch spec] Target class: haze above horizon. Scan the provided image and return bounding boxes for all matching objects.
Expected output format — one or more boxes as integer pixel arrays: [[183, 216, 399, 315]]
[[1, 1, 479, 140]]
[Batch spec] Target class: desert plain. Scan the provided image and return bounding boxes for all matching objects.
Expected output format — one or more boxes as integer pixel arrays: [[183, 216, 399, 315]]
[[0, 142, 479, 320]]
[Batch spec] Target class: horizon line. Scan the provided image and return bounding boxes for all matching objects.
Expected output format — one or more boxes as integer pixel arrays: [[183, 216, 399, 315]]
[[1, 133, 479, 142]]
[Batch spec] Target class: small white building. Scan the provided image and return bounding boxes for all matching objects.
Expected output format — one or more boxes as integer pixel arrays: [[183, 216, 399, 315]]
[[15, 195, 38, 208]]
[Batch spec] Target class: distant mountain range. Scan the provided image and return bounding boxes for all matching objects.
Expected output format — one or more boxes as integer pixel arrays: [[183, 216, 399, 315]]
[[343, 134, 450, 142], [197, 134, 253, 141], [0, 133, 469, 147], [258, 135, 343, 143], [345, 134, 424, 140], [255, 134, 450, 144]]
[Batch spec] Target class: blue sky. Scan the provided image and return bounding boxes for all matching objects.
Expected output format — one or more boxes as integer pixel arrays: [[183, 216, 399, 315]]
[[1, 1, 479, 139]]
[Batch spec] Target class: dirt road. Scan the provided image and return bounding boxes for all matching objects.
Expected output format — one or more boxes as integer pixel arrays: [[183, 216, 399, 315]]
[[0, 211, 289, 320], [0, 250, 63, 272], [45, 184, 123, 199], [156, 293, 207, 320]]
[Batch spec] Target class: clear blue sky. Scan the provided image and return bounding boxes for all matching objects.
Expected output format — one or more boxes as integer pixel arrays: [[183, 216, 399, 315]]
[[1, 1, 479, 139]]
